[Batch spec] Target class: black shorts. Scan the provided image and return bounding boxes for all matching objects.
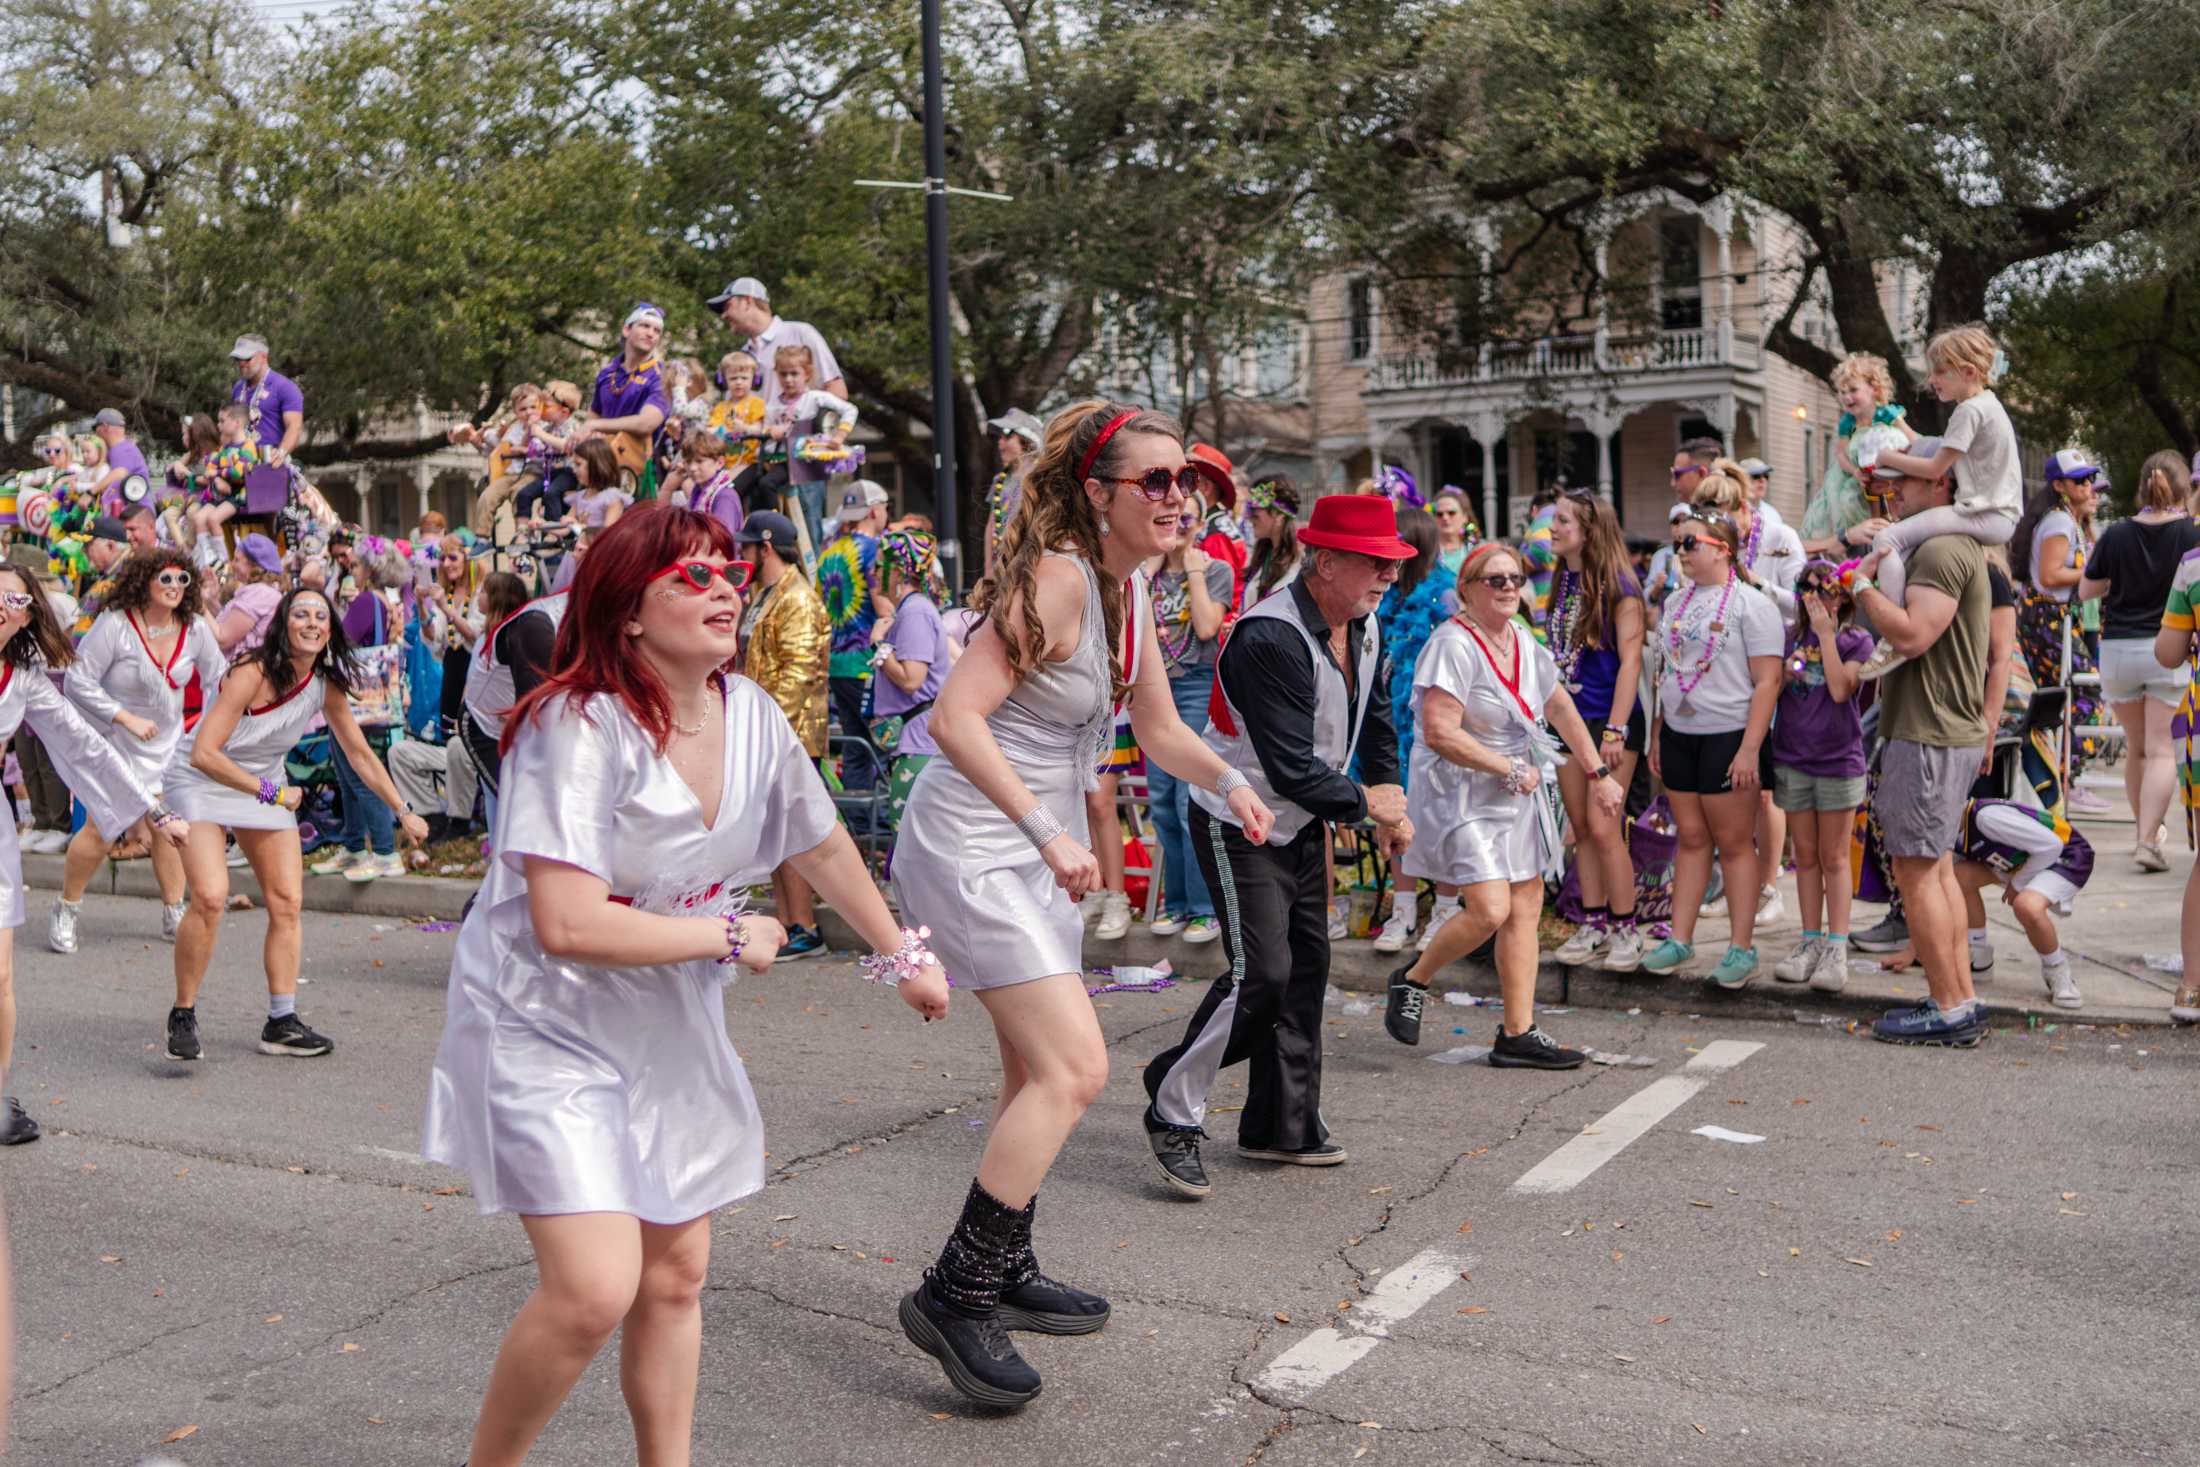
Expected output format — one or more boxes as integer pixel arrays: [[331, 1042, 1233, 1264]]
[[1582, 701, 1647, 756], [1659, 724, 1772, 796]]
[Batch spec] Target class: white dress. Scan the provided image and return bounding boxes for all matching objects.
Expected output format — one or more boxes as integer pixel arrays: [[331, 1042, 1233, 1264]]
[[0, 661, 156, 926], [892, 553, 1116, 988], [1400, 619, 1560, 888], [161, 670, 327, 831], [63, 611, 228, 798], [420, 679, 838, 1221]]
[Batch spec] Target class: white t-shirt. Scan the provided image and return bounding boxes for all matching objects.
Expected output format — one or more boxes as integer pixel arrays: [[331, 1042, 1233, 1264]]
[[2028, 508, 2082, 604], [1941, 389, 2023, 517], [1657, 578, 1783, 734]]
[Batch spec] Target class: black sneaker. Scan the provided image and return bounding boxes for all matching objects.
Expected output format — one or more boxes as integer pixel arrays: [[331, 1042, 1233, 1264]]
[[166, 1006, 203, 1062], [780, 924, 826, 960], [1852, 914, 1909, 953], [1489, 1025, 1588, 1070], [898, 1276, 1042, 1408], [997, 1273, 1111, 1335], [1144, 1111, 1212, 1198], [1383, 964, 1427, 1046], [1237, 1141, 1348, 1166], [258, 1013, 334, 1058], [0, 1096, 39, 1146]]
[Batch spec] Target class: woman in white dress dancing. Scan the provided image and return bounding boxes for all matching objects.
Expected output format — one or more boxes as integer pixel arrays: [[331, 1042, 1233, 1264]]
[[52, 546, 226, 952], [0, 564, 188, 1146], [163, 585, 428, 1063], [421, 506, 947, 1467], [893, 402, 1273, 1407]]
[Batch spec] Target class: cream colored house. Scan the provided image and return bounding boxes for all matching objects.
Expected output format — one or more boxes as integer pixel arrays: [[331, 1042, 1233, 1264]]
[[1310, 192, 1922, 539]]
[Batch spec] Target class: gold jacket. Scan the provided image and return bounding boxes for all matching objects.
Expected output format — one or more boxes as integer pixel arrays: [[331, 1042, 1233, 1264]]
[[742, 571, 832, 756]]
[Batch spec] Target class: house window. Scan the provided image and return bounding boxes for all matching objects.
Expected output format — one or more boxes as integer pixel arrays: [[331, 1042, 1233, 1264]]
[[1659, 216, 1703, 331], [1347, 277, 1374, 361]]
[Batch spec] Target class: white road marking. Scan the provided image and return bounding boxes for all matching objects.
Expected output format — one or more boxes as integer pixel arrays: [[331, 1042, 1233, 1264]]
[[1509, 1040, 1764, 1195], [1251, 1247, 1472, 1399]]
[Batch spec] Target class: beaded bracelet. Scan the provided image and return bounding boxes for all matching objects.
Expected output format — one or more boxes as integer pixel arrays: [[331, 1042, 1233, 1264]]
[[1506, 756, 1536, 794], [715, 914, 746, 968], [1015, 803, 1064, 851], [256, 777, 280, 806], [1213, 767, 1251, 798], [859, 925, 937, 985]]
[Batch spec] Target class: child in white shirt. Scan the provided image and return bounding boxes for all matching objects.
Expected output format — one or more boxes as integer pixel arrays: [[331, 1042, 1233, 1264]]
[[1859, 323, 2022, 606]]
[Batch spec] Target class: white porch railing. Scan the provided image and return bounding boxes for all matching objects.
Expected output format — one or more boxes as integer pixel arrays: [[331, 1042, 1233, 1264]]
[[1368, 326, 1757, 392]]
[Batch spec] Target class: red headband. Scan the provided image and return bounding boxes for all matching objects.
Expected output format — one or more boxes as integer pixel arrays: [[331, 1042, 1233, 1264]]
[[1075, 410, 1139, 484]]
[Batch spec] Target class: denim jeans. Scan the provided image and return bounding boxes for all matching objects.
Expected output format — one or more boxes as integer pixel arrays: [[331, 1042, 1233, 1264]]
[[335, 729, 396, 856], [1147, 667, 1216, 919]]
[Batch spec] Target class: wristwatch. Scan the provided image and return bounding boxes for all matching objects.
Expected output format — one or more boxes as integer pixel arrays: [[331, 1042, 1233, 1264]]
[[1593, 764, 1611, 781]]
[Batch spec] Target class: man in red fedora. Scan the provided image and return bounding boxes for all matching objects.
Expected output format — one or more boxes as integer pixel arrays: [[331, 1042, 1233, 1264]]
[[1141, 494, 1415, 1195], [1188, 442, 1249, 609]]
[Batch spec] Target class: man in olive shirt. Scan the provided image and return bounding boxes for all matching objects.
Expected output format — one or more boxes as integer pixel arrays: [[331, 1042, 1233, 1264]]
[[1852, 437, 1992, 1047]]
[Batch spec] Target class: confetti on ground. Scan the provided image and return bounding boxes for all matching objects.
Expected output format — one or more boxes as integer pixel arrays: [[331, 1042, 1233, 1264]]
[[413, 920, 459, 932]]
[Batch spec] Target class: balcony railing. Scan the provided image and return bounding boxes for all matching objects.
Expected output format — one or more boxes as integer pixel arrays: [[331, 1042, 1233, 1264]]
[[1368, 326, 1759, 392]]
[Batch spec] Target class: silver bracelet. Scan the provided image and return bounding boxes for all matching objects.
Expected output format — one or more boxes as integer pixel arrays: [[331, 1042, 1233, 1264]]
[[1015, 802, 1065, 850], [1213, 767, 1251, 798]]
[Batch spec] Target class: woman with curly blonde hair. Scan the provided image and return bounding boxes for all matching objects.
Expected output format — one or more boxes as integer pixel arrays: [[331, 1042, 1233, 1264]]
[[891, 400, 1274, 1407]]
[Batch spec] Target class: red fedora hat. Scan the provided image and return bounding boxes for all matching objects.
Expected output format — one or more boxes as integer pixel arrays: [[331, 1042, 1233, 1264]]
[[1295, 494, 1414, 559], [1187, 443, 1237, 512]]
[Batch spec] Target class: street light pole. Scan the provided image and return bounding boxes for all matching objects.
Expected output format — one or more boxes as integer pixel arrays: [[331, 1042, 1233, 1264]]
[[920, 0, 959, 592]]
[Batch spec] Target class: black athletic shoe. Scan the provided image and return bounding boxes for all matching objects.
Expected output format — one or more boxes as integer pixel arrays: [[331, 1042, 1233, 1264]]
[[780, 924, 826, 960], [0, 1096, 39, 1146], [1852, 914, 1909, 953], [258, 1014, 334, 1058], [997, 1273, 1111, 1335], [1489, 1025, 1588, 1070], [1143, 1112, 1212, 1198], [899, 1276, 1042, 1408], [166, 1006, 203, 1062], [1237, 1141, 1348, 1166], [1383, 964, 1427, 1046]]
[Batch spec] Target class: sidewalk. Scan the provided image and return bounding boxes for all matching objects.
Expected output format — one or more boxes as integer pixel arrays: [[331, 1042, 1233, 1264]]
[[25, 814, 2188, 1027]]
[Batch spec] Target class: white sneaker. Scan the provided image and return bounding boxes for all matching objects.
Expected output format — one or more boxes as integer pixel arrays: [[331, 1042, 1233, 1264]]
[[2135, 842, 2169, 873], [309, 848, 362, 878], [46, 898, 79, 955], [160, 900, 187, 942], [2042, 957, 2082, 1009], [1806, 940, 1850, 992], [1149, 911, 1188, 937], [1755, 884, 1784, 927], [345, 850, 406, 883], [1553, 925, 1607, 965], [1700, 892, 1729, 918], [1774, 935, 1822, 983], [24, 829, 66, 854], [1092, 890, 1132, 941], [1372, 898, 1416, 953], [1857, 638, 1908, 681], [1416, 898, 1461, 951], [1600, 926, 1644, 972], [1183, 916, 1220, 945], [225, 844, 249, 868], [1325, 904, 1348, 942], [1969, 942, 1995, 975]]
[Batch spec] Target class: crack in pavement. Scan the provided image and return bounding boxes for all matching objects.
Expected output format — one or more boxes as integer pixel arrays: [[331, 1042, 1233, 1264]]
[[41, 1125, 453, 1196], [21, 1317, 217, 1402]]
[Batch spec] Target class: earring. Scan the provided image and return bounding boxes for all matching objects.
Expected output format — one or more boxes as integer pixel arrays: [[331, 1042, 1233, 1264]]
[[1098, 511, 1111, 538], [626, 621, 643, 636]]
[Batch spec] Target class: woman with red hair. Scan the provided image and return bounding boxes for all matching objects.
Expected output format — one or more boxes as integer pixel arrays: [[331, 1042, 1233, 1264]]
[[421, 504, 947, 1466]]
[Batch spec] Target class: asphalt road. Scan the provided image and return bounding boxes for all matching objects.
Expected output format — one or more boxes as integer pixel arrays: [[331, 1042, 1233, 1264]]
[[8, 892, 2197, 1466]]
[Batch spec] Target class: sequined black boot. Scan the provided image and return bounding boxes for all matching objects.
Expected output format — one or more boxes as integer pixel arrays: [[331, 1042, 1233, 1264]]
[[996, 1192, 1110, 1335], [899, 1180, 1043, 1407]]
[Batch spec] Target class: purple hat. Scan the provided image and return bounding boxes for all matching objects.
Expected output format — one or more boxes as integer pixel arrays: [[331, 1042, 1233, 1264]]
[[237, 532, 283, 574], [2044, 448, 2099, 483]]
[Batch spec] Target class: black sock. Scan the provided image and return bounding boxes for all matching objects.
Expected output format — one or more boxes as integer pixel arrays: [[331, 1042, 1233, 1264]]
[[929, 1179, 1024, 1315], [1583, 904, 1608, 928]]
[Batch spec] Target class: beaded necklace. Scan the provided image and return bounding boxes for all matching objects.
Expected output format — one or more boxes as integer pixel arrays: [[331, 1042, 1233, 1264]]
[[1665, 571, 1738, 715], [1741, 511, 1763, 570], [1155, 566, 1199, 667], [1547, 566, 1584, 692]]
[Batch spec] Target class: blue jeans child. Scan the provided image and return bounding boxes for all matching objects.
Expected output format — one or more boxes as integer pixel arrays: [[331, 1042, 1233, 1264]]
[[334, 730, 396, 858], [1146, 668, 1217, 920]]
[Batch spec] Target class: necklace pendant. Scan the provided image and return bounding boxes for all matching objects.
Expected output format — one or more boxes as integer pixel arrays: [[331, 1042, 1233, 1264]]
[[1676, 697, 1694, 716], [1708, 620, 1725, 634]]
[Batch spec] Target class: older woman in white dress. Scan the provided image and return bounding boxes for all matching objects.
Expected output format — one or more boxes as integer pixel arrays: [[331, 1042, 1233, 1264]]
[[422, 505, 947, 1467], [1382, 542, 1622, 1068], [52, 546, 226, 952]]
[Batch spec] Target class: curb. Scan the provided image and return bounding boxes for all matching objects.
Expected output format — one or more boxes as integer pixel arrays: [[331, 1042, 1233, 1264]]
[[19, 851, 475, 922]]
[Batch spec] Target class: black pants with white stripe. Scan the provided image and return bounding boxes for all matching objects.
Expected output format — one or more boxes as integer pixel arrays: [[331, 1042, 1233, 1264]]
[[1143, 807, 1331, 1153]]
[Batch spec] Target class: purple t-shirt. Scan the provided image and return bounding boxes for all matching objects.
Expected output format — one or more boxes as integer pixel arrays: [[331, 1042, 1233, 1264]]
[[591, 356, 672, 429], [874, 593, 948, 756], [230, 369, 304, 451], [100, 437, 149, 516], [1771, 625, 1874, 778], [696, 472, 744, 542]]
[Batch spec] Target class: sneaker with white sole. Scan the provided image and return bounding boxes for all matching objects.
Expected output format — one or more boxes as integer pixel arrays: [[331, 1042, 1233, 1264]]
[[160, 900, 187, 942], [258, 1013, 334, 1057], [1969, 941, 1995, 975], [2042, 956, 2082, 1009], [344, 850, 406, 883], [1857, 637, 1907, 681], [1416, 898, 1461, 952], [2065, 786, 2114, 815], [2135, 842, 2169, 873], [1325, 905, 1347, 942], [1755, 884, 1784, 927], [46, 898, 79, 955], [1600, 927, 1645, 972], [1091, 891, 1132, 941], [1807, 940, 1851, 992], [1774, 935, 1822, 984], [1149, 911, 1188, 937], [1700, 891, 1729, 918], [308, 847, 362, 878], [1183, 916, 1219, 945], [1371, 899, 1416, 953], [1552, 924, 1607, 965], [225, 844, 249, 868]]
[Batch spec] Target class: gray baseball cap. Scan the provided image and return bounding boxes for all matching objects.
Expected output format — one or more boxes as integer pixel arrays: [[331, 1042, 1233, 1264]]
[[705, 277, 770, 309], [92, 407, 127, 429], [230, 334, 269, 359], [1872, 436, 1942, 479], [1738, 457, 1771, 479], [986, 408, 1044, 447]]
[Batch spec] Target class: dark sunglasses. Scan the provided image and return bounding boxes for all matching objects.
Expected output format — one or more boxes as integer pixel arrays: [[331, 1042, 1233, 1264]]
[[1473, 573, 1529, 590], [1433, 506, 1463, 518], [650, 559, 755, 593], [1098, 465, 1202, 501], [1673, 535, 1729, 555], [154, 570, 193, 588], [1670, 466, 1703, 482]]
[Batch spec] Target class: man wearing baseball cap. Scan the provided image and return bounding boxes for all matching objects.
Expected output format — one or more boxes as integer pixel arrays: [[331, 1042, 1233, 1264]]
[[228, 334, 305, 467], [818, 481, 891, 789], [707, 277, 848, 400], [89, 408, 150, 514], [573, 304, 672, 465], [981, 408, 1044, 576], [737, 510, 833, 958], [1141, 495, 1415, 1195]]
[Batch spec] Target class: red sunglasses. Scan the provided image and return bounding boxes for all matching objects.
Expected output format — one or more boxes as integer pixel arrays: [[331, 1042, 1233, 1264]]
[[1098, 465, 1203, 502], [650, 559, 755, 593]]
